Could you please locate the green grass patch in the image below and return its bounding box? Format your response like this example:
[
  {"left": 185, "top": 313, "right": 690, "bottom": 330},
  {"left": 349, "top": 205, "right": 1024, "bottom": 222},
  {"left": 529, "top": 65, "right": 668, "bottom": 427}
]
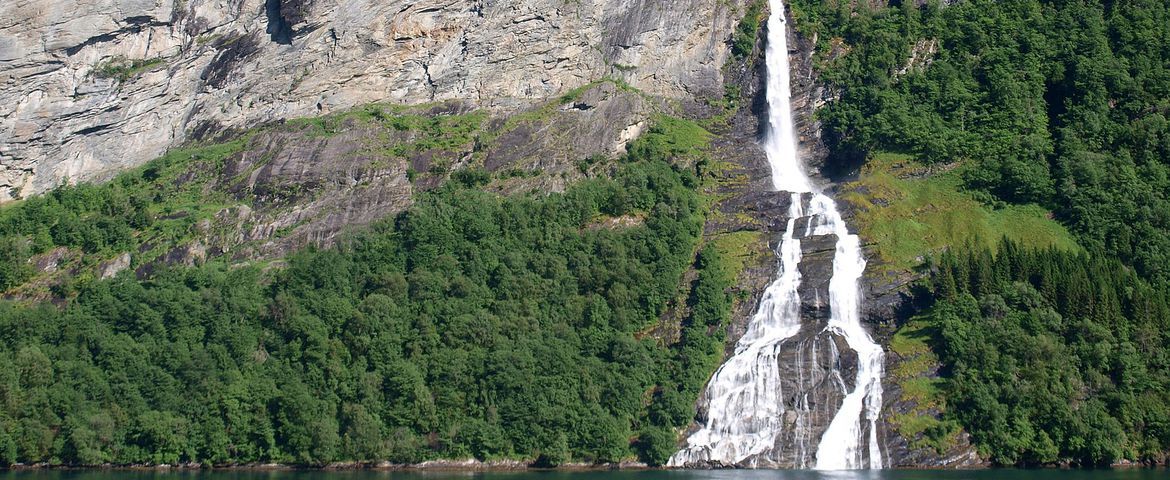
[
  {"left": 842, "top": 152, "right": 1079, "bottom": 274},
  {"left": 887, "top": 317, "right": 961, "bottom": 454},
  {"left": 283, "top": 103, "right": 487, "bottom": 147},
  {"left": 627, "top": 114, "right": 712, "bottom": 165},
  {"left": 889, "top": 319, "right": 941, "bottom": 392},
  {"left": 707, "top": 230, "right": 766, "bottom": 285},
  {"left": 93, "top": 56, "right": 167, "bottom": 83}
]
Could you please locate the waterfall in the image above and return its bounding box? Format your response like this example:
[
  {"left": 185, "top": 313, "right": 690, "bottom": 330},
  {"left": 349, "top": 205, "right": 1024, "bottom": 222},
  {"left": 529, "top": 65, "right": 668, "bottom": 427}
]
[
  {"left": 668, "top": 0, "right": 885, "bottom": 469},
  {"left": 808, "top": 196, "right": 886, "bottom": 470}
]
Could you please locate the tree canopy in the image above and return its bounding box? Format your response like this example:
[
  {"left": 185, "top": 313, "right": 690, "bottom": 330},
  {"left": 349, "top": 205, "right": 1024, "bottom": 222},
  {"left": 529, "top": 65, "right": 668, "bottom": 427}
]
[
  {"left": 794, "top": 0, "right": 1170, "bottom": 282},
  {"left": 0, "top": 157, "right": 732, "bottom": 467},
  {"left": 925, "top": 241, "right": 1170, "bottom": 465}
]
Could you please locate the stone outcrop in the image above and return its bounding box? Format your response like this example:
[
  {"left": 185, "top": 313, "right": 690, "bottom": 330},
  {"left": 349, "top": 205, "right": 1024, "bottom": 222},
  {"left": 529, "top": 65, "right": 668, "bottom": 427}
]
[{"left": 0, "top": 0, "right": 742, "bottom": 202}]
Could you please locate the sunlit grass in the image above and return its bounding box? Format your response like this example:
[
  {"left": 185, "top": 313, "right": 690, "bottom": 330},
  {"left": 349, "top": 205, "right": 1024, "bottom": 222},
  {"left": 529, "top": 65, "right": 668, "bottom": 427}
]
[
  {"left": 888, "top": 317, "right": 961, "bottom": 454},
  {"left": 842, "top": 152, "right": 1079, "bottom": 275}
]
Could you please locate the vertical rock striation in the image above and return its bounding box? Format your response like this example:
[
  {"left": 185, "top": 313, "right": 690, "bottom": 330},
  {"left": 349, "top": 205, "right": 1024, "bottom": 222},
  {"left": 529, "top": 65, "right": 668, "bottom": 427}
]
[{"left": 0, "top": 0, "right": 742, "bottom": 201}]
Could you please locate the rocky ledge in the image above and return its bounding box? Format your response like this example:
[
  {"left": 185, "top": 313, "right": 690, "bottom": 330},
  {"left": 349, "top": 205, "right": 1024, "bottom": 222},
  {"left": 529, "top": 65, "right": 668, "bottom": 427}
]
[{"left": 0, "top": 0, "right": 745, "bottom": 202}]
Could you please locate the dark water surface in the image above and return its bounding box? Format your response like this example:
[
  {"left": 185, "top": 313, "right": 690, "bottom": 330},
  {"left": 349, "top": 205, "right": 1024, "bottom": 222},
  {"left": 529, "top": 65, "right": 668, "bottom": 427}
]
[{"left": 2, "top": 470, "right": 1167, "bottom": 480}]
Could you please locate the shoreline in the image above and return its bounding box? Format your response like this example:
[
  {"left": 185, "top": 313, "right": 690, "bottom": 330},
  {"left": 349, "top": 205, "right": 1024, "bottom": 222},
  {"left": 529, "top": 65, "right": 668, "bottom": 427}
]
[
  {"left": 3, "top": 459, "right": 1168, "bottom": 472},
  {"left": 0, "top": 460, "right": 651, "bottom": 473}
]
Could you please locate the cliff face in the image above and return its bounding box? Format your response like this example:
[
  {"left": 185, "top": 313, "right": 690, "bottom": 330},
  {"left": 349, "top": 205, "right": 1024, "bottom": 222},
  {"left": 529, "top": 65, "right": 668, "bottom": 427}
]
[{"left": 0, "top": 0, "right": 737, "bottom": 202}]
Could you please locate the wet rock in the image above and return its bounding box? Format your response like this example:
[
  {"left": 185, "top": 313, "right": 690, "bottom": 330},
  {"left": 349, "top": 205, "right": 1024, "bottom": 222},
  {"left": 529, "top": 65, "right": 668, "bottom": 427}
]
[
  {"left": 766, "top": 324, "right": 858, "bottom": 468},
  {"left": 686, "top": 1, "right": 977, "bottom": 468},
  {"left": 797, "top": 233, "right": 836, "bottom": 320},
  {"left": 879, "top": 343, "right": 985, "bottom": 468}
]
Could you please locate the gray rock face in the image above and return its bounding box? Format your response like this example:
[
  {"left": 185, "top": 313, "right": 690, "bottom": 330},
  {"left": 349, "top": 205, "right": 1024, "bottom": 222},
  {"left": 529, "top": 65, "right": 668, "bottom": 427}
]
[
  {"left": 796, "top": 230, "right": 836, "bottom": 321},
  {"left": 768, "top": 324, "right": 857, "bottom": 468},
  {"left": 0, "top": 0, "right": 741, "bottom": 201},
  {"left": 174, "top": 82, "right": 649, "bottom": 266}
]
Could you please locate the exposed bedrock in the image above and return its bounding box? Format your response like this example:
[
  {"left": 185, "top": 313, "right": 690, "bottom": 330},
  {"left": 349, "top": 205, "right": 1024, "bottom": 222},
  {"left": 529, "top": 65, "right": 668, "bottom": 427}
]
[
  {"left": 0, "top": 0, "right": 743, "bottom": 201},
  {"left": 160, "top": 82, "right": 650, "bottom": 268}
]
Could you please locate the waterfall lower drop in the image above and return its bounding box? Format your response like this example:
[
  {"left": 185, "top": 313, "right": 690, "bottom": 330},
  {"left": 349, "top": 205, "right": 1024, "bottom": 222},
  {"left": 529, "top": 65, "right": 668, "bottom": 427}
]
[{"left": 668, "top": 0, "right": 885, "bottom": 470}]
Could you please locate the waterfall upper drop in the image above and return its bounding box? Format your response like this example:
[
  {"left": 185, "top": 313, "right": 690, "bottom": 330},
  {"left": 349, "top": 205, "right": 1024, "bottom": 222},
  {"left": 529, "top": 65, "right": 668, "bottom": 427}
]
[
  {"left": 668, "top": 0, "right": 885, "bottom": 469},
  {"left": 760, "top": 0, "right": 810, "bottom": 194}
]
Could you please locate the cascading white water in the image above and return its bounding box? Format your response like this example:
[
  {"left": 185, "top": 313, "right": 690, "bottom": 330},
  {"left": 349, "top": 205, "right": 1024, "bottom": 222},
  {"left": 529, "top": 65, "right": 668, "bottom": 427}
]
[
  {"left": 666, "top": 192, "right": 806, "bottom": 467},
  {"left": 808, "top": 196, "right": 886, "bottom": 470},
  {"left": 668, "top": 0, "right": 885, "bottom": 469},
  {"left": 761, "top": 0, "right": 811, "bottom": 194}
]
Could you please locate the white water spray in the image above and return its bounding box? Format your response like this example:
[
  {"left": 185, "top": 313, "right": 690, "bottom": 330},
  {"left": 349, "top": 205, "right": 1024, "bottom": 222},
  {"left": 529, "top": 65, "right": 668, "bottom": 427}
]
[
  {"left": 808, "top": 197, "right": 886, "bottom": 470},
  {"left": 669, "top": 0, "right": 885, "bottom": 469}
]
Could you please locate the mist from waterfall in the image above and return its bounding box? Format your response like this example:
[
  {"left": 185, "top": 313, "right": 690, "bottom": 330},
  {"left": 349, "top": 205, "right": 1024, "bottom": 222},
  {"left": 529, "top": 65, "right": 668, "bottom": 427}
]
[{"left": 668, "top": 0, "right": 885, "bottom": 469}]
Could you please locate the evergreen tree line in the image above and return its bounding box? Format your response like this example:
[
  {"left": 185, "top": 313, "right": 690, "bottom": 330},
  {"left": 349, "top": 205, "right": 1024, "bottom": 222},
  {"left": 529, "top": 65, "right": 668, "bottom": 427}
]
[
  {"left": 926, "top": 241, "right": 1170, "bottom": 466},
  {"left": 0, "top": 158, "right": 732, "bottom": 467},
  {"left": 792, "top": 0, "right": 1170, "bottom": 282}
]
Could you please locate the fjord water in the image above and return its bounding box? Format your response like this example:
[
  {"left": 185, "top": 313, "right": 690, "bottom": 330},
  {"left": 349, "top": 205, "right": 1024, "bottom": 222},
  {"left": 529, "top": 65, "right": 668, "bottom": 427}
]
[
  {"left": 2, "top": 470, "right": 1168, "bottom": 480},
  {"left": 669, "top": 0, "right": 884, "bottom": 469}
]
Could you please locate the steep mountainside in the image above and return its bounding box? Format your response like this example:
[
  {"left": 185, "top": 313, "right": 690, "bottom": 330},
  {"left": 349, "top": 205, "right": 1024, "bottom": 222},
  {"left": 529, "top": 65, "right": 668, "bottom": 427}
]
[
  {"left": 2, "top": 0, "right": 1167, "bottom": 471},
  {"left": 1, "top": 0, "right": 735, "bottom": 202},
  {"left": 794, "top": 0, "right": 1170, "bottom": 467}
]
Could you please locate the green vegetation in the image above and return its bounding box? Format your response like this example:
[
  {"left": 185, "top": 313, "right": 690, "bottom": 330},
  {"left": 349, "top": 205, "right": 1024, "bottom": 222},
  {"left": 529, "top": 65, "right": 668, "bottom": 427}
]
[
  {"left": 627, "top": 114, "right": 712, "bottom": 166},
  {"left": 922, "top": 242, "right": 1170, "bottom": 466},
  {"left": 842, "top": 152, "right": 1079, "bottom": 274},
  {"left": 0, "top": 138, "right": 250, "bottom": 293},
  {"left": 0, "top": 104, "right": 497, "bottom": 296},
  {"left": 475, "top": 78, "right": 643, "bottom": 152},
  {"left": 793, "top": 0, "right": 1170, "bottom": 283},
  {"left": 797, "top": 0, "right": 1170, "bottom": 466},
  {"left": 732, "top": 0, "right": 766, "bottom": 58},
  {"left": 886, "top": 319, "right": 960, "bottom": 455},
  {"left": 286, "top": 103, "right": 487, "bottom": 148},
  {"left": 706, "top": 230, "right": 766, "bottom": 288},
  {"left": 0, "top": 147, "right": 740, "bottom": 466},
  {"left": 92, "top": 57, "right": 167, "bottom": 83}
]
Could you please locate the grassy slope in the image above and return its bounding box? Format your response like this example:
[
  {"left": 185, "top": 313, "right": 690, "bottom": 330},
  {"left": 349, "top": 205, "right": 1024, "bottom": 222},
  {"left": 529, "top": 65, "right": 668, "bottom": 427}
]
[
  {"left": 842, "top": 152, "right": 1080, "bottom": 456},
  {"left": 841, "top": 152, "right": 1080, "bottom": 276}
]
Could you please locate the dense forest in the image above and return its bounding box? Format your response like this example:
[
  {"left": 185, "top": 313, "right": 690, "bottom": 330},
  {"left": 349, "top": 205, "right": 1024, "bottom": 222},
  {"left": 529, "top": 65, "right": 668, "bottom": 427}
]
[
  {"left": 2, "top": 0, "right": 1169, "bottom": 470},
  {"left": 0, "top": 157, "right": 731, "bottom": 466},
  {"left": 927, "top": 243, "right": 1170, "bottom": 466},
  {"left": 792, "top": 0, "right": 1170, "bottom": 282},
  {"left": 788, "top": 0, "right": 1170, "bottom": 466}
]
